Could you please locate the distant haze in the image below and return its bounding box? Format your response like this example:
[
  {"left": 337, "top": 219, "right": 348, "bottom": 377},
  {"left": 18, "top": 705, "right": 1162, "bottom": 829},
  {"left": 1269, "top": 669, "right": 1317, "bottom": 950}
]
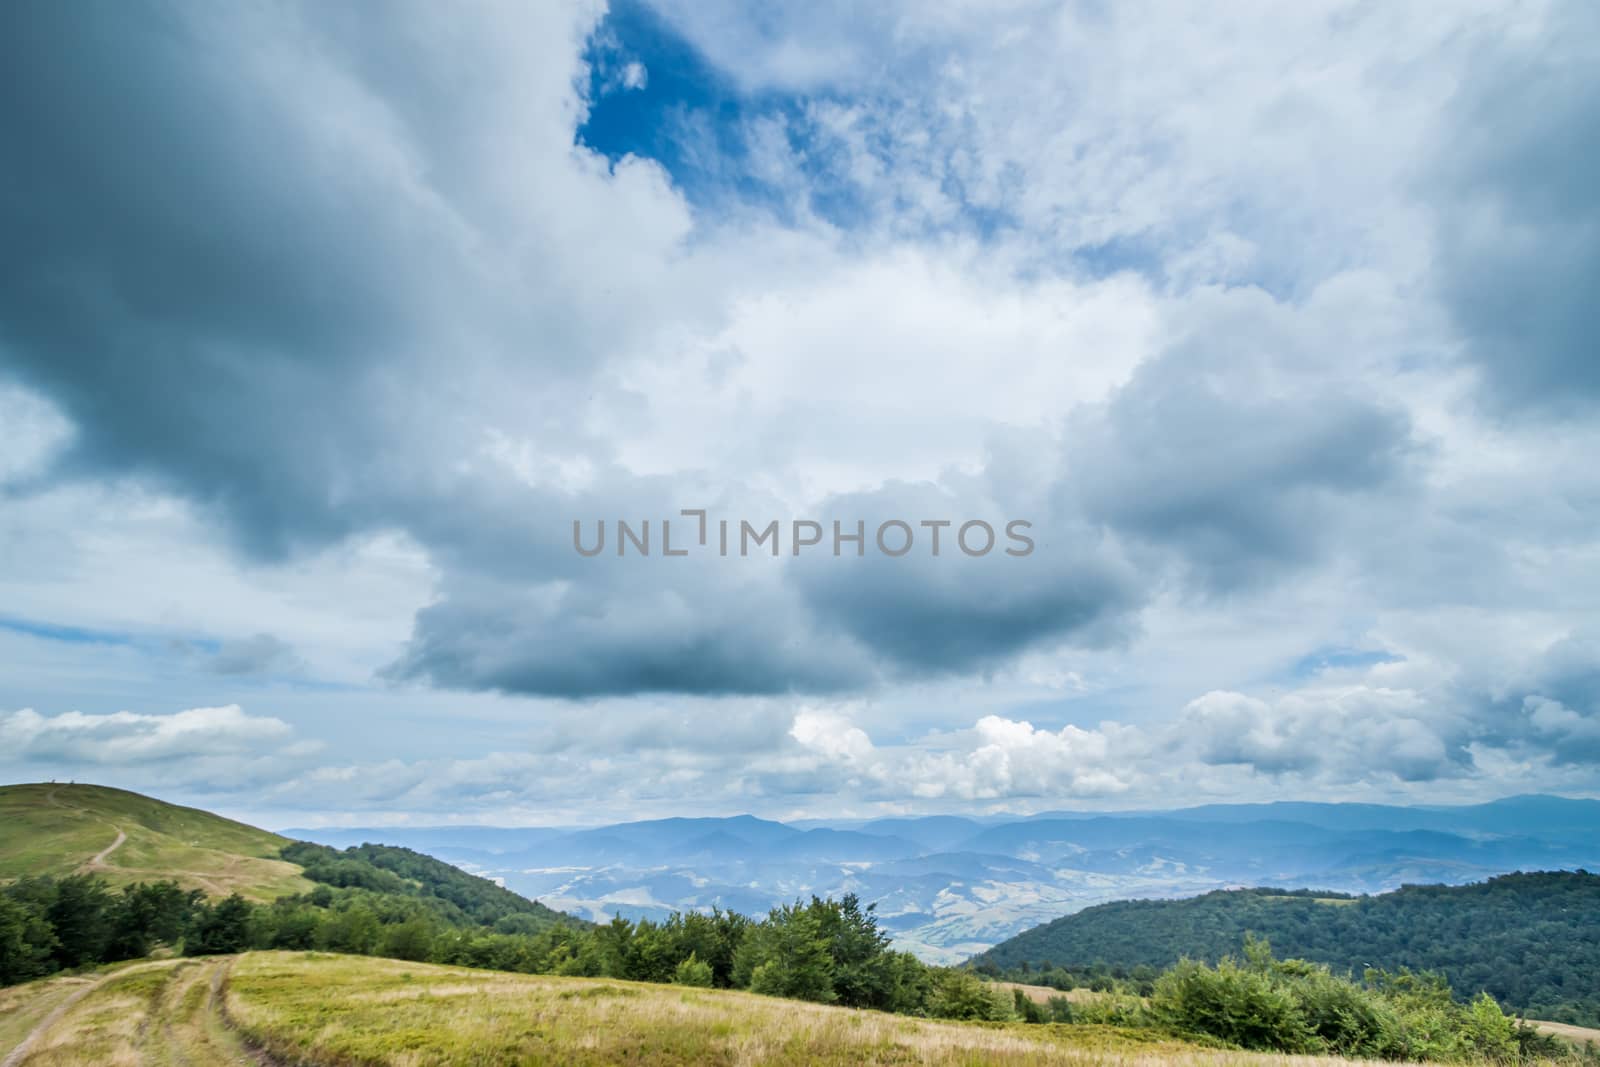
[{"left": 286, "top": 794, "right": 1600, "bottom": 963}]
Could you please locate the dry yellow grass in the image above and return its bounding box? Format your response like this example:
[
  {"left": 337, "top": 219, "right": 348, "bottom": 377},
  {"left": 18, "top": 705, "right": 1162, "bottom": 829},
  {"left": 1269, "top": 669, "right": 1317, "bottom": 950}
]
[
  {"left": 3, "top": 953, "right": 1586, "bottom": 1067},
  {"left": 1529, "top": 1022, "right": 1600, "bottom": 1046},
  {"left": 1000, "top": 982, "right": 1122, "bottom": 1006},
  {"left": 222, "top": 952, "right": 1435, "bottom": 1067},
  {"left": 0, "top": 958, "right": 261, "bottom": 1067},
  {"left": 0, "top": 975, "right": 97, "bottom": 1056}
]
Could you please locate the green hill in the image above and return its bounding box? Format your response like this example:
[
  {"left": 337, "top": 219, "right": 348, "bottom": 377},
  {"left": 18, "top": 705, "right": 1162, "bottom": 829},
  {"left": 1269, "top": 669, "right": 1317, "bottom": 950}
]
[
  {"left": 0, "top": 782, "right": 310, "bottom": 901},
  {"left": 0, "top": 781, "right": 582, "bottom": 987},
  {"left": 971, "top": 872, "right": 1600, "bottom": 1026}
]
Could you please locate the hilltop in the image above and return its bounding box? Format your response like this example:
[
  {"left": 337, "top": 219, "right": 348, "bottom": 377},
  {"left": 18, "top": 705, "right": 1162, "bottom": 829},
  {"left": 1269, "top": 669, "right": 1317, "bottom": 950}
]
[
  {"left": 0, "top": 782, "right": 309, "bottom": 901},
  {"left": 0, "top": 781, "right": 581, "bottom": 987}
]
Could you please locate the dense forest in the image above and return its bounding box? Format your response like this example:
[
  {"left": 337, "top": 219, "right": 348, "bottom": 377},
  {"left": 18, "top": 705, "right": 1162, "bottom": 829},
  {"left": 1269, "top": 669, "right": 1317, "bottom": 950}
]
[
  {"left": 277, "top": 840, "right": 581, "bottom": 932},
  {"left": 972, "top": 872, "right": 1600, "bottom": 1027}
]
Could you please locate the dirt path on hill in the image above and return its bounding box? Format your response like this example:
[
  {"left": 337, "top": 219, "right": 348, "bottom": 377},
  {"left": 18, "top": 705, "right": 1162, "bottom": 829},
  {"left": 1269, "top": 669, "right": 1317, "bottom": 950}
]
[
  {"left": 85, "top": 827, "right": 127, "bottom": 868},
  {"left": 47, "top": 786, "right": 259, "bottom": 896},
  {"left": 0, "top": 961, "right": 170, "bottom": 1067},
  {"left": 2, "top": 957, "right": 287, "bottom": 1067},
  {"left": 46, "top": 785, "right": 131, "bottom": 876}
]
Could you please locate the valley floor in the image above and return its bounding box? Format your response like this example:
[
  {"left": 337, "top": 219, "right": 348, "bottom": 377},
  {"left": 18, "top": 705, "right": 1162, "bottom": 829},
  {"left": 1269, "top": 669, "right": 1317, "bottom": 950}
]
[{"left": 0, "top": 951, "right": 1492, "bottom": 1067}]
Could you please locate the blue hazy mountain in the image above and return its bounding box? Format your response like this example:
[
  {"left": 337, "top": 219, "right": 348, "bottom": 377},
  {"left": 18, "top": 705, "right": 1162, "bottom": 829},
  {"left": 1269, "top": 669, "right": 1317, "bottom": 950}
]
[{"left": 284, "top": 794, "right": 1600, "bottom": 964}]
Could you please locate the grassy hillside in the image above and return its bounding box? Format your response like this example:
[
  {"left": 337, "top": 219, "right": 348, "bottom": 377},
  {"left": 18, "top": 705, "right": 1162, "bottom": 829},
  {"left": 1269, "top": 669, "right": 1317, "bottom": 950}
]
[
  {"left": 972, "top": 873, "right": 1600, "bottom": 1026},
  {"left": 1, "top": 781, "right": 585, "bottom": 990},
  {"left": 0, "top": 951, "right": 1459, "bottom": 1067},
  {"left": 0, "top": 782, "right": 310, "bottom": 901}
]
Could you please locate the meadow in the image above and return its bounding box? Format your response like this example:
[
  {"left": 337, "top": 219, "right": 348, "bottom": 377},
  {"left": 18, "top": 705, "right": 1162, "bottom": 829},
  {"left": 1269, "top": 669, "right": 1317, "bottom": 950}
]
[{"left": 0, "top": 950, "right": 1515, "bottom": 1067}]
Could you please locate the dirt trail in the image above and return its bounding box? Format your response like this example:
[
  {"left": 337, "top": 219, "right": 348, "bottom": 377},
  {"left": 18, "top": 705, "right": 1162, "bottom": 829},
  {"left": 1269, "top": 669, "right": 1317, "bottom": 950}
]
[
  {"left": 0, "top": 961, "right": 171, "bottom": 1067},
  {"left": 86, "top": 827, "right": 127, "bottom": 868},
  {"left": 2, "top": 957, "right": 285, "bottom": 1067},
  {"left": 179, "top": 957, "right": 283, "bottom": 1067},
  {"left": 45, "top": 785, "right": 131, "bottom": 875},
  {"left": 47, "top": 786, "right": 264, "bottom": 895}
]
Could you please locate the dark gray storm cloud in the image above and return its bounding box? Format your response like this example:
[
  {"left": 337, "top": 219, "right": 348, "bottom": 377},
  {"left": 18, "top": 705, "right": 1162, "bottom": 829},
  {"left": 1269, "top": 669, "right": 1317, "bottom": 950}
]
[
  {"left": 1068, "top": 299, "right": 1415, "bottom": 592},
  {"left": 1507, "top": 632, "right": 1600, "bottom": 765},
  {"left": 0, "top": 1, "right": 631, "bottom": 555},
  {"left": 0, "top": 2, "right": 445, "bottom": 555},
  {"left": 385, "top": 473, "right": 1144, "bottom": 697},
  {"left": 790, "top": 482, "right": 1143, "bottom": 676},
  {"left": 387, "top": 573, "right": 878, "bottom": 698},
  {"left": 1433, "top": 0, "right": 1600, "bottom": 416},
  {"left": 1530, "top": 633, "right": 1600, "bottom": 714}
]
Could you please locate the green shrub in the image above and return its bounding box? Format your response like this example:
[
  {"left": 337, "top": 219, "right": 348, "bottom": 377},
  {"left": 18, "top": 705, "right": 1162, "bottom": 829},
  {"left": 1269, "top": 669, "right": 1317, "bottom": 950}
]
[
  {"left": 1459, "top": 992, "right": 1518, "bottom": 1064},
  {"left": 1151, "top": 956, "right": 1315, "bottom": 1052},
  {"left": 1012, "top": 987, "right": 1049, "bottom": 1022},
  {"left": 379, "top": 917, "right": 436, "bottom": 963},
  {"left": 673, "top": 952, "right": 714, "bottom": 987},
  {"left": 1045, "top": 995, "right": 1076, "bottom": 1023},
  {"left": 927, "top": 969, "right": 1014, "bottom": 1021}
]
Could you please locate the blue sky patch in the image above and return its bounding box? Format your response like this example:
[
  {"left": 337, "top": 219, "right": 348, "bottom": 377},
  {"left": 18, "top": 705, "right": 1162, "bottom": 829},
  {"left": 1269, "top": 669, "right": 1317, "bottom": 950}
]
[
  {"left": 0, "top": 616, "right": 136, "bottom": 647},
  {"left": 579, "top": 1, "right": 800, "bottom": 212},
  {"left": 1290, "top": 646, "right": 1403, "bottom": 680}
]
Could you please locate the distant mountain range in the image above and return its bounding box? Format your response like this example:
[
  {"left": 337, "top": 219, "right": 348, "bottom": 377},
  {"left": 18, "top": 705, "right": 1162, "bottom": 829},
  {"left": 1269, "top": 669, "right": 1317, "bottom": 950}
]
[{"left": 285, "top": 793, "right": 1600, "bottom": 964}]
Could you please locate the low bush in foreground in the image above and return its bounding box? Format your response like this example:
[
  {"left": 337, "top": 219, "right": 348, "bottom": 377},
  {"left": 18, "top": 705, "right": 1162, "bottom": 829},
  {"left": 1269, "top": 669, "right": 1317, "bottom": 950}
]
[{"left": 1145, "top": 937, "right": 1580, "bottom": 1063}]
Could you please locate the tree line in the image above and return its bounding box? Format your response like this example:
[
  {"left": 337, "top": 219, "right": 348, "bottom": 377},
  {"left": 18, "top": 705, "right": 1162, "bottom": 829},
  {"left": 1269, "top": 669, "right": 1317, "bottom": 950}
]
[{"left": 0, "top": 872, "right": 1015, "bottom": 1021}]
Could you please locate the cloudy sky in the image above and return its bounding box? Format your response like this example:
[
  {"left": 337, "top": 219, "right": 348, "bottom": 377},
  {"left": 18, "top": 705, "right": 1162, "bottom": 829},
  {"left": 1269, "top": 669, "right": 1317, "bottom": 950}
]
[{"left": 2, "top": 0, "right": 1597, "bottom": 828}]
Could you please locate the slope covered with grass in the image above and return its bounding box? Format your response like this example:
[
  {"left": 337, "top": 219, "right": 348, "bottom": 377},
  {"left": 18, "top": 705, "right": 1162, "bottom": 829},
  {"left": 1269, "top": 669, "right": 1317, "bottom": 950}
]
[
  {"left": 0, "top": 782, "right": 310, "bottom": 901},
  {"left": 0, "top": 951, "right": 1433, "bottom": 1067},
  {"left": 0, "top": 782, "right": 586, "bottom": 989}
]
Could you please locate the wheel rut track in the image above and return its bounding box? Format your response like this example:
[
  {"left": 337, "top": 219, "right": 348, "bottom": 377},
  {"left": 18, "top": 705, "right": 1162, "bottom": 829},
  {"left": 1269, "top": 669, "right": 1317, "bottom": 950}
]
[
  {"left": 0, "top": 961, "right": 171, "bottom": 1067},
  {"left": 2, "top": 957, "right": 292, "bottom": 1067},
  {"left": 209, "top": 957, "right": 289, "bottom": 1067}
]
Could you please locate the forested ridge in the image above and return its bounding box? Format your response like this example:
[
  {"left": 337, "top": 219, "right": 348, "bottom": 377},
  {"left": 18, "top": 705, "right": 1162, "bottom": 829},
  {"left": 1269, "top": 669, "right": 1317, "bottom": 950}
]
[
  {"left": 278, "top": 840, "right": 581, "bottom": 931},
  {"left": 972, "top": 872, "right": 1600, "bottom": 1026}
]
